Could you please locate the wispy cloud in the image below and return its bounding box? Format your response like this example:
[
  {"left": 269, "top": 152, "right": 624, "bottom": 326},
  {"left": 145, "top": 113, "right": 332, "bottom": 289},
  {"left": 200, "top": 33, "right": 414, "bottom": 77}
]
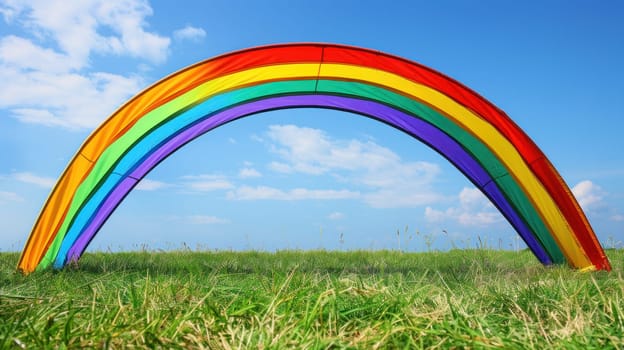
[
  {"left": 134, "top": 179, "right": 169, "bottom": 191},
  {"left": 13, "top": 172, "right": 55, "bottom": 189},
  {"left": 181, "top": 174, "right": 235, "bottom": 192},
  {"left": 238, "top": 167, "right": 262, "bottom": 179},
  {"left": 268, "top": 161, "right": 292, "bottom": 173},
  {"left": 328, "top": 212, "right": 344, "bottom": 220},
  {"left": 611, "top": 214, "right": 624, "bottom": 222},
  {"left": 0, "top": 191, "right": 23, "bottom": 203},
  {"left": 187, "top": 215, "right": 229, "bottom": 225},
  {"left": 425, "top": 187, "right": 503, "bottom": 227},
  {"left": 179, "top": 168, "right": 359, "bottom": 202},
  {"left": 0, "top": 0, "right": 172, "bottom": 130},
  {"left": 227, "top": 186, "right": 360, "bottom": 201},
  {"left": 173, "top": 25, "right": 206, "bottom": 41},
  {"left": 265, "top": 124, "right": 443, "bottom": 208}
]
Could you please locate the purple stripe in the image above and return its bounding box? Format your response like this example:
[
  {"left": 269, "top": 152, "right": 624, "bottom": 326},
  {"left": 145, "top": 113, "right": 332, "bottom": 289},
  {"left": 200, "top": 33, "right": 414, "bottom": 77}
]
[{"left": 66, "top": 95, "right": 550, "bottom": 263}]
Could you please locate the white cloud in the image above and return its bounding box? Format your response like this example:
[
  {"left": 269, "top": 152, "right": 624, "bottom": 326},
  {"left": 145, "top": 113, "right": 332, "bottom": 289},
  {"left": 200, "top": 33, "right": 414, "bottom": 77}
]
[
  {"left": 572, "top": 180, "right": 605, "bottom": 210},
  {"left": 611, "top": 214, "right": 624, "bottom": 222},
  {"left": 265, "top": 124, "right": 443, "bottom": 208},
  {"left": 328, "top": 212, "right": 344, "bottom": 220},
  {"left": 13, "top": 172, "right": 55, "bottom": 189},
  {"left": 364, "top": 189, "right": 444, "bottom": 208},
  {"left": 267, "top": 125, "right": 332, "bottom": 174},
  {"left": 134, "top": 178, "right": 168, "bottom": 191},
  {"left": 1, "top": 68, "right": 143, "bottom": 129},
  {"left": 180, "top": 170, "right": 359, "bottom": 202},
  {"left": 268, "top": 161, "right": 292, "bottom": 173},
  {"left": 173, "top": 25, "right": 206, "bottom": 41},
  {"left": 188, "top": 215, "right": 229, "bottom": 225},
  {"left": 425, "top": 187, "right": 502, "bottom": 227},
  {"left": 0, "top": 191, "right": 24, "bottom": 203},
  {"left": 188, "top": 180, "right": 234, "bottom": 192},
  {"left": 0, "top": 0, "right": 172, "bottom": 130},
  {"left": 2, "top": 0, "right": 170, "bottom": 64},
  {"left": 182, "top": 174, "right": 234, "bottom": 192},
  {"left": 571, "top": 180, "right": 624, "bottom": 222},
  {"left": 238, "top": 167, "right": 262, "bottom": 178},
  {"left": 227, "top": 186, "right": 360, "bottom": 201},
  {"left": 0, "top": 35, "right": 75, "bottom": 72}
]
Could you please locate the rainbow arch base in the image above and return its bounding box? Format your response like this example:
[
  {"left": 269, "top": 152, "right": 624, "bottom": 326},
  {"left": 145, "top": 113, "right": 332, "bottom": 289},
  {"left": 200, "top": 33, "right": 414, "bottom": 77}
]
[{"left": 17, "top": 43, "right": 611, "bottom": 273}]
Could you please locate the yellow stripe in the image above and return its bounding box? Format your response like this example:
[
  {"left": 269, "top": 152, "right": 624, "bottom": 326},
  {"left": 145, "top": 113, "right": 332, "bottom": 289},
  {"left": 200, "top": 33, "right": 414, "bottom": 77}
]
[
  {"left": 318, "top": 63, "right": 590, "bottom": 268},
  {"left": 21, "top": 61, "right": 591, "bottom": 271},
  {"left": 82, "top": 63, "right": 322, "bottom": 160},
  {"left": 20, "top": 63, "right": 321, "bottom": 272}
]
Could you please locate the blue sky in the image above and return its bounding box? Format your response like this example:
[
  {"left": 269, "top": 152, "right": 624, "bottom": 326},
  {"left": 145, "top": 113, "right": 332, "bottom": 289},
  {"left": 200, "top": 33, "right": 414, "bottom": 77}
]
[{"left": 1, "top": 0, "right": 623, "bottom": 253}]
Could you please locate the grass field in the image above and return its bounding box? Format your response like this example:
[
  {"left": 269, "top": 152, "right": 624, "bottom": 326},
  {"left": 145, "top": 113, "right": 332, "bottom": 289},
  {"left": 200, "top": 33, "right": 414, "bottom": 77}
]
[{"left": 1, "top": 249, "right": 623, "bottom": 349}]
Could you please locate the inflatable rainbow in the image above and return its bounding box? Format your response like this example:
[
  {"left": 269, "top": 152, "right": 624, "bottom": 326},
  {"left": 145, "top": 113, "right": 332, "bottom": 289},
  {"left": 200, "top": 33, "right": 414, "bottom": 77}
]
[{"left": 17, "top": 43, "right": 611, "bottom": 273}]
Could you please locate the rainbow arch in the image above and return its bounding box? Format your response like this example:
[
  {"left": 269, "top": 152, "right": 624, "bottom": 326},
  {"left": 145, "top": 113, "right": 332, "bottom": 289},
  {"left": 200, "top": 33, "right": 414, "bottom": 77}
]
[{"left": 17, "top": 43, "right": 610, "bottom": 273}]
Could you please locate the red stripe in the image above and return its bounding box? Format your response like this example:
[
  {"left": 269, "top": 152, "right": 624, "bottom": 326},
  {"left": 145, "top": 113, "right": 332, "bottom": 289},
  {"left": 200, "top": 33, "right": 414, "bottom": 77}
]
[
  {"left": 81, "top": 44, "right": 325, "bottom": 158},
  {"left": 320, "top": 45, "right": 609, "bottom": 270},
  {"left": 89, "top": 43, "right": 610, "bottom": 270}
]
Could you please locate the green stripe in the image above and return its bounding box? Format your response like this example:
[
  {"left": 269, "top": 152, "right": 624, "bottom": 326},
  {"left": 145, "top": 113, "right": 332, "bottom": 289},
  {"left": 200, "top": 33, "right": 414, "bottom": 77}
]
[
  {"left": 39, "top": 79, "right": 563, "bottom": 269},
  {"left": 316, "top": 80, "right": 563, "bottom": 262},
  {"left": 39, "top": 80, "right": 319, "bottom": 269}
]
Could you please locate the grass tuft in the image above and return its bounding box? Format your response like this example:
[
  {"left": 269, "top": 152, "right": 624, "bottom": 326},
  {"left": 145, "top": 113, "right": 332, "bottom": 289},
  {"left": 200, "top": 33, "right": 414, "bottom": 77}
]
[{"left": 1, "top": 249, "right": 623, "bottom": 348}]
